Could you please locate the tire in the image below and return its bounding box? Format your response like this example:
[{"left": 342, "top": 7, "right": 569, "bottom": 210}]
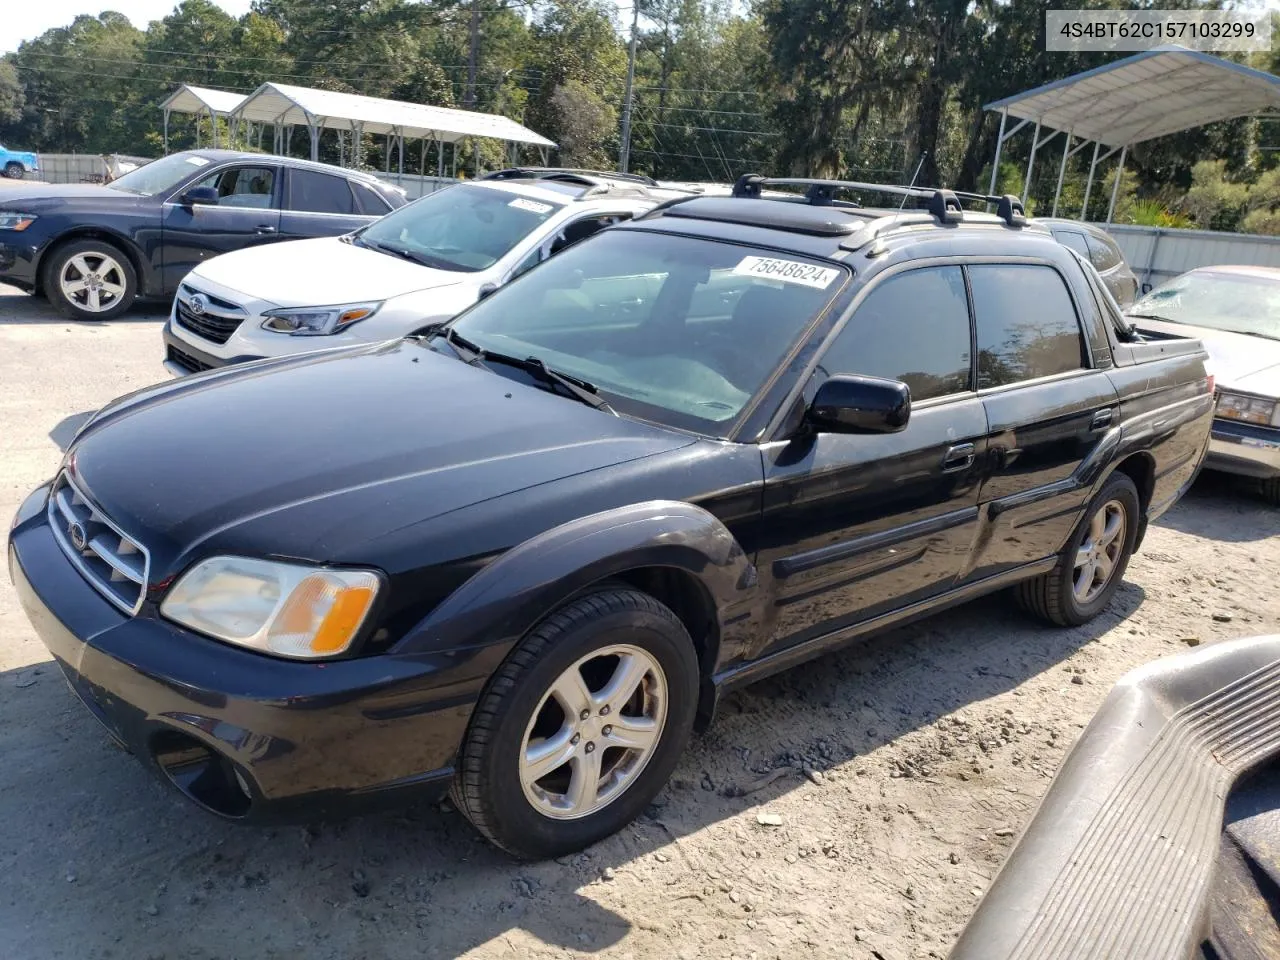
[
  {"left": 1262, "top": 478, "right": 1280, "bottom": 507},
  {"left": 452, "top": 586, "right": 699, "bottom": 860},
  {"left": 4, "top": 162, "right": 23, "bottom": 180},
  {"left": 1015, "top": 471, "right": 1141, "bottom": 627},
  {"left": 42, "top": 238, "right": 137, "bottom": 321}
]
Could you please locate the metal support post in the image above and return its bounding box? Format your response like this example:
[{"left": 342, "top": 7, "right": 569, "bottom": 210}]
[
  {"left": 1052, "top": 131, "right": 1072, "bottom": 217},
  {"left": 1106, "top": 145, "right": 1128, "bottom": 224},
  {"left": 1021, "top": 121, "right": 1041, "bottom": 203},
  {"left": 1082, "top": 142, "right": 1102, "bottom": 221}
]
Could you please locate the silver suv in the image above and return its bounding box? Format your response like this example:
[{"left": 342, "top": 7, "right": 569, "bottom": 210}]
[{"left": 163, "top": 169, "right": 687, "bottom": 375}]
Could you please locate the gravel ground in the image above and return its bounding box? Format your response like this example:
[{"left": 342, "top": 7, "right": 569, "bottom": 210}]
[{"left": 3, "top": 284, "right": 1278, "bottom": 960}]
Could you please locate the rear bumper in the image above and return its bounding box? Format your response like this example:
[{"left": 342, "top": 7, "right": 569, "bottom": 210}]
[
  {"left": 1205, "top": 418, "right": 1280, "bottom": 480},
  {"left": 8, "top": 484, "right": 479, "bottom": 822}
]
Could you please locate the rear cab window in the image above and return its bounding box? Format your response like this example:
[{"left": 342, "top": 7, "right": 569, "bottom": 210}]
[
  {"left": 289, "top": 169, "right": 356, "bottom": 215},
  {"left": 969, "top": 264, "right": 1088, "bottom": 387}
]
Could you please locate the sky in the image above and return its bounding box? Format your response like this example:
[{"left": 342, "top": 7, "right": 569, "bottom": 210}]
[{"left": 1, "top": 0, "right": 255, "bottom": 53}]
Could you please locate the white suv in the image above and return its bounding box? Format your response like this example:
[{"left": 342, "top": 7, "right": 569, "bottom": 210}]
[{"left": 162, "top": 170, "right": 682, "bottom": 375}]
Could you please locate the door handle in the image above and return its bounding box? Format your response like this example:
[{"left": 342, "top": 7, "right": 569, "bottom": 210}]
[
  {"left": 942, "top": 443, "right": 976, "bottom": 473},
  {"left": 255, "top": 225, "right": 277, "bottom": 234},
  {"left": 1091, "top": 408, "right": 1114, "bottom": 430}
]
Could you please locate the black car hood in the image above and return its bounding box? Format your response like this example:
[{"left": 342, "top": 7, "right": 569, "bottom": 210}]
[
  {"left": 68, "top": 341, "right": 695, "bottom": 578},
  {"left": 1, "top": 184, "right": 144, "bottom": 205}
]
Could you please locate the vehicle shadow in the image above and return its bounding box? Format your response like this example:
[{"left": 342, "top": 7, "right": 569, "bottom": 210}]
[
  {"left": 1155, "top": 472, "right": 1279, "bottom": 543},
  {"left": 0, "top": 584, "right": 1140, "bottom": 960},
  {"left": 0, "top": 290, "right": 169, "bottom": 326}
]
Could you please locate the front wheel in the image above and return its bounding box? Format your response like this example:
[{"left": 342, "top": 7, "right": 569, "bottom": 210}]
[
  {"left": 1015, "top": 471, "right": 1141, "bottom": 627},
  {"left": 43, "top": 239, "right": 137, "bottom": 320},
  {"left": 1262, "top": 477, "right": 1280, "bottom": 507},
  {"left": 452, "top": 586, "right": 699, "bottom": 860}
]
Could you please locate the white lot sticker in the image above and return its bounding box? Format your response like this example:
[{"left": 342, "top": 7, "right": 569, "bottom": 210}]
[
  {"left": 508, "top": 197, "right": 553, "bottom": 214},
  {"left": 184, "top": 156, "right": 211, "bottom": 166},
  {"left": 733, "top": 255, "right": 840, "bottom": 289}
]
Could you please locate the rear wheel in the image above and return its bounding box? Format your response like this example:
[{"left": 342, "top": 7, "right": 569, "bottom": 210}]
[
  {"left": 1016, "top": 472, "right": 1140, "bottom": 627},
  {"left": 4, "top": 162, "right": 23, "bottom": 180},
  {"left": 42, "top": 239, "right": 137, "bottom": 321},
  {"left": 451, "top": 586, "right": 698, "bottom": 860}
]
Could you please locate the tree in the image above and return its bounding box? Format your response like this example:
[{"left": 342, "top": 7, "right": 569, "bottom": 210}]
[
  {"left": 0, "top": 60, "right": 24, "bottom": 128},
  {"left": 547, "top": 79, "right": 616, "bottom": 166}
]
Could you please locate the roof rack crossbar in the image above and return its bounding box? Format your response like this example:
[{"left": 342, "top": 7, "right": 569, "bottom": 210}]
[
  {"left": 731, "top": 174, "right": 1027, "bottom": 228},
  {"left": 948, "top": 189, "right": 1028, "bottom": 227}
]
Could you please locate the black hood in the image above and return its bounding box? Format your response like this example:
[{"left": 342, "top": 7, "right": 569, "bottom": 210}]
[
  {"left": 1, "top": 184, "right": 145, "bottom": 206},
  {"left": 67, "top": 342, "right": 695, "bottom": 579}
]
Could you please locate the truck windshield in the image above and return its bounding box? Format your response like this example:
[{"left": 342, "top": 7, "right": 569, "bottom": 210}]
[
  {"left": 445, "top": 230, "right": 846, "bottom": 436},
  {"left": 359, "top": 183, "right": 563, "bottom": 273},
  {"left": 108, "top": 153, "right": 213, "bottom": 197},
  {"left": 1129, "top": 271, "right": 1280, "bottom": 341}
]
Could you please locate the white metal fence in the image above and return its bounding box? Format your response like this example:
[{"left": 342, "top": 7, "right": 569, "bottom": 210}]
[
  {"left": 1102, "top": 223, "right": 1280, "bottom": 290},
  {"left": 35, "top": 153, "right": 152, "bottom": 184},
  {"left": 371, "top": 172, "right": 456, "bottom": 199}
]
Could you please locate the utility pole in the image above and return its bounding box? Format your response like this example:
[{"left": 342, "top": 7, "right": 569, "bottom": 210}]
[
  {"left": 618, "top": 2, "right": 641, "bottom": 173},
  {"left": 465, "top": 0, "right": 479, "bottom": 109}
]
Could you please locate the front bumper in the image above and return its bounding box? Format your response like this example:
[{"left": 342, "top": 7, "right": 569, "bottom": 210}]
[
  {"left": 0, "top": 234, "right": 42, "bottom": 291},
  {"left": 8, "top": 484, "right": 480, "bottom": 821},
  {"left": 1205, "top": 418, "right": 1280, "bottom": 480}
]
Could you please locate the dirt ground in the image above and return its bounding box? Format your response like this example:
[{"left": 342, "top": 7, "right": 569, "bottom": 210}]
[{"left": 2, "top": 283, "right": 1278, "bottom": 960}]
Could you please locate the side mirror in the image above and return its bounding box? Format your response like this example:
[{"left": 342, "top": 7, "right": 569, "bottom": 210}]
[
  {"left": 1140, "top": 282, "right": 1152, "bottom": 295},
  {"left": 477, "top": 283, "right": 498, "bottom": 301},
  {"left": 807, "top": 374, "right": 911, "bottom": 434},
  {"left": 181, "top": 186, "right": 219, "bottom": 207}
]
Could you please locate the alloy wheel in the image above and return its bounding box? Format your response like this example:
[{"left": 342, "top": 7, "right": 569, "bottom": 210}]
[
  {"left": 59, "top": 251, "right": 128, "bottom": 314},
  {"left": 519, "top": 643, "right": 668, "bottom": 820},
  {"left": 1073, "top": 499, "right": 1127, "bottom": 605}
]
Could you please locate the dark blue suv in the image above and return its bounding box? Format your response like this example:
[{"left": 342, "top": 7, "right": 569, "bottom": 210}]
[{"left": 0, "top": 150, "right": 406, "bottom": 320}]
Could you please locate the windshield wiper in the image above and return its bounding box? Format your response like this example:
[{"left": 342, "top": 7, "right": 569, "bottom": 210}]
[
  {"left": 1127, "top": 312, "right": 1179, "bottom": 324},
  {"left": 358, "top": 238, "right": 464, "bottom": 271},
  {"left": 520, "top": 355, "right": 616, "bottom": 414}
]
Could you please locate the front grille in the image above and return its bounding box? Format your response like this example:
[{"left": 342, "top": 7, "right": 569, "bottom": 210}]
[
  {"left": 174, "top": 284, "right": 247, "bottom": 345},
  {"left": 166, "top": 343, "right": 213, "bottom": 373},
  {"left": 47, "top": 472, "right": 150, "bottom": 615}
]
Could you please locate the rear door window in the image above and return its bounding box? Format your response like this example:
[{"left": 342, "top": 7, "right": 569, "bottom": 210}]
[
  {"left": 289, "top": 170, "right": 356, "bottom": 215},
  {"left": 969, "top": 264, "right": 1087, "bottom": 388},
  {"left": 1086, "top": 234, "right": 1122, "bottom": 271},
  {"left": 819, "top": 266, "right": 973, "bottom": 401}
]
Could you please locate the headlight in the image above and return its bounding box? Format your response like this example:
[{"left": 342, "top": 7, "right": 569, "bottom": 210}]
[
  {"left": 261, "top": 301, "right": 382, "bottom": 336},
  {"left": 0, "top": 212, "right": 38, "bottom": 231},
  {"left": 1216, "top": 391, "right": 1280, "bottom": 427},
  {"left": 160, "top": 556, "right": 381, "bottom": 659}
]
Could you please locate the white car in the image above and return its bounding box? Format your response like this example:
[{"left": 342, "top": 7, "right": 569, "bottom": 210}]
[{"left": 162, "top": 170, "right": 679, "bottom": 375}]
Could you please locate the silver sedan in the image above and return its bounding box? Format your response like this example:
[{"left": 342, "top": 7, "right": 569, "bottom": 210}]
[{"left": 1127, "top": 265, "right": 1280, "bottom": 504}]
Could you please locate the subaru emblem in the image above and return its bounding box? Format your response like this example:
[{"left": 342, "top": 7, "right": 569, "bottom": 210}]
[
  {"left": 188, "top": 294, "right": 207, "bottom": 316},
  {"left": 68, "top": 521, "right": 88, "bottom": 552}
]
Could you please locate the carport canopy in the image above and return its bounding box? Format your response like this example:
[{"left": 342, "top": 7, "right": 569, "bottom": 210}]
[
  {"left": 229, "top": 81, "right": 556, "bottom": 174},
  {"left": 983, "top": 45, "right": 1280, "bottom": 221},
  {"left": 160, "top": 85, "right": 249, "bottom": 151}
]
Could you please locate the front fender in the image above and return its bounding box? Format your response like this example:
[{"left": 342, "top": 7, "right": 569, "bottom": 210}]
[{"left": 394, "top": 500, "right": 758, "bottom": 668}]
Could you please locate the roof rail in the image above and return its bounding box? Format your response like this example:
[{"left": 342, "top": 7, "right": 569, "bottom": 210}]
[
  {"left": 730, "top": 175, "right": 1027, "bottom": 228},
  {"left": 481, "top": 167, "right": 659, "bottom": 186}
]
